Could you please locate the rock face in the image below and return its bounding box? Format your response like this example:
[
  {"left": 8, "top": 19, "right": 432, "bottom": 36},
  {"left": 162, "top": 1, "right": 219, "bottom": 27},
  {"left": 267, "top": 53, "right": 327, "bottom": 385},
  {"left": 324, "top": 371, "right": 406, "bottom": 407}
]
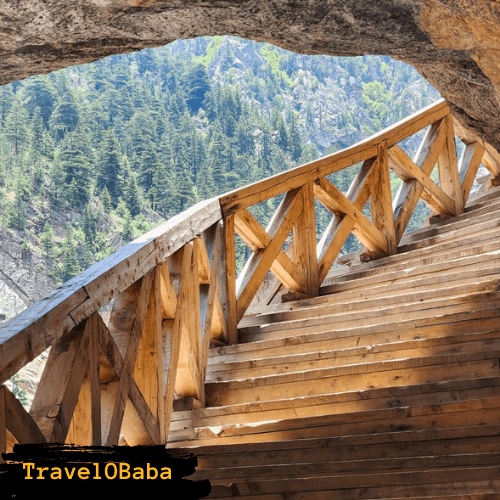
[{"left": 1, "top": 1, "right": 500, "bottom": 151}]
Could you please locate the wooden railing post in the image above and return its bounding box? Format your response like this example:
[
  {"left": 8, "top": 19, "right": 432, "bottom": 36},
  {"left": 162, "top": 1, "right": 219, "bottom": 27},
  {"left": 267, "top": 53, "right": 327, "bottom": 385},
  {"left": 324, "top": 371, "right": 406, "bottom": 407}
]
[
  {"left": 224, "top": 214, "right": 238, "bottom": 344},
  {"left": 293, "top": 182, "right": 319, "bottom": 297}
]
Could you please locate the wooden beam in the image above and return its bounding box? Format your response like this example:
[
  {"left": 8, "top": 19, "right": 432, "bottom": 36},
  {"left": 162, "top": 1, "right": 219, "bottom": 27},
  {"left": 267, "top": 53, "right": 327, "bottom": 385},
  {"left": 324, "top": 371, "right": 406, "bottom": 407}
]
[
  {"left": 3, "top": 385, "right": 45, "bottom": 445},
  {"left": 370, "top": 145, "right": 397, "bottom": 254},
  {"left": 133, "top": 267, "right": 164, "bottom": 442},
  {"left": 314, "top": 177, "right": 389, "bottom": 255},
  {"left": 236, "top": 189, "right": 303, "bottom": 322},
  {"left": 163, "top": 244, "right": 193, "bottom": 442},
  {"left": 292, "top": 182, "right": 320, "bottom": 296},
  {"left": 234, "top": 209, "right": 306, "bottom": 292},
  {"left": 388, "top": 144, "right": 456, "bottom": 216},
  {"left": 224, "top": 214, "right": 238, "bottom": 344},
  {"left": 30, "top": 318, "right": 91, "bottom": 443},
  {"left": 438, "top": 115, "right": 464, "bottom": 214},
  {"left": 460, "top": 142, "right": 485, "bottom": 204},
  {"left": 200, "top": 223, "right": 224, "bottom": 375}
]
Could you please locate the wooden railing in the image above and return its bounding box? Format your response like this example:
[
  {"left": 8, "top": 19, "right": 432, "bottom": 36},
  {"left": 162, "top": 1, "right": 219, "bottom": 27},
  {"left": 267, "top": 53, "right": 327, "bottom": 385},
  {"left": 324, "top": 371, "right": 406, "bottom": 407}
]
[{"left": 1, "top": 98, "right": 499, "bottom": 453}]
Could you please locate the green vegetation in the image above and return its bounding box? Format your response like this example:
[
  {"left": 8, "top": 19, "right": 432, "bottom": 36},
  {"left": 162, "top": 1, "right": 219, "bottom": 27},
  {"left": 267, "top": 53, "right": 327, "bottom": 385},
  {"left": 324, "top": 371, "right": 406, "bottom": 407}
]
[{"left": 0, "top": 37, "right": 440, "bottom": 282}]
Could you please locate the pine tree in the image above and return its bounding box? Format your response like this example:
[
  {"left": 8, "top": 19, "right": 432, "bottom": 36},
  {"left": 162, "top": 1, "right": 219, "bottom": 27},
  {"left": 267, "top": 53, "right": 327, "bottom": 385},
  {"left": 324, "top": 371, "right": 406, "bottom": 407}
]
[
  {"left": 96, "top": 129, "right": 123, "bottom": 204},
  {"left": 57, "top": 134, "right": 92, "bottom": 208},
  {"left": 49, "top": 88, "right": 80, "bottom": 141},
  {"left": 40, "top": 221, "right": 55, "bottom": 261},
  {"left": 60, "top": 224, "right": 81, "bottom": 283},
  {"left": 123, "top": 172, "right": 142, "bottom": 217},
  {"left": 83, "top": 203, "right": 97, "bottom": 252},
  {"left": 100, "top": 186, "right": 113, "bottom": 213}
]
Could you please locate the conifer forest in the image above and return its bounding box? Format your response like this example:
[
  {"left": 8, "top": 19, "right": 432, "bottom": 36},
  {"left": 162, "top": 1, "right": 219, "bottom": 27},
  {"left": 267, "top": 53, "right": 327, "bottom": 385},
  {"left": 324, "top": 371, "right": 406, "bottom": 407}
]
[{"left": 0, "top": 36, "right": 440, "bottom": 285}]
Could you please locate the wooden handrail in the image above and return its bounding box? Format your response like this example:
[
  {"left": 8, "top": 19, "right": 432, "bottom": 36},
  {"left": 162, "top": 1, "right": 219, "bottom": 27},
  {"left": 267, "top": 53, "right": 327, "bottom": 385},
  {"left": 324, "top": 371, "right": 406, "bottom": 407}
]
[{"left": 1, "top": 99, "right": 499, "bottom": 452}]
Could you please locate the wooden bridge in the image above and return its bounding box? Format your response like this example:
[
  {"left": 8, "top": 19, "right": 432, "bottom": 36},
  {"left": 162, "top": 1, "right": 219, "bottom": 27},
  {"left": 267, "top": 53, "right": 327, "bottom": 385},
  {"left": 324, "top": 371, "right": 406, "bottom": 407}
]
[{"left": 2, "top": 99, "right": 500, "bottom": 497}]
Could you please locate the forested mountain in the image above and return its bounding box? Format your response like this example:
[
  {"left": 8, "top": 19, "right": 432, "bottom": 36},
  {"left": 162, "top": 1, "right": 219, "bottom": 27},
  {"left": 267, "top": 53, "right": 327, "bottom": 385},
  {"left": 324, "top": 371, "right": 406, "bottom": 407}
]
[{"left": 0, "top": 36, "right": 440, "bottom": 307}]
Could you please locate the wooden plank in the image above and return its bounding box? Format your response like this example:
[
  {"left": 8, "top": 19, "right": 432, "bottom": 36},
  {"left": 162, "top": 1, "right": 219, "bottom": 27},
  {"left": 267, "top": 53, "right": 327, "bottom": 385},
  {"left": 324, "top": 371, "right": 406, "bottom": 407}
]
[
  {"left": 239, "top": 292, "right": 500, "bottom": 342},
  {"left": 393, "top": 118, "right": 448, "bottom": 241},
  {"left": 388, "top": 144, "right": 456, "bottom": 216},
  {"left": 220, "top": 100, "right": 449, "bottom": 215},
  {"left": 29, "top": 318, "right": 91, "bottom": 443},
  {"left": 234, "top": 208, "right": 306, "bottom": 292},
  {"left": 172, "top": 400, "right": 500, "bottom": 448},
  {"left": 314, "top": 177, "right": 389, "bottom": 254},
  {"left": 438, "top": 115, "right": 464, "bottom": 214},
  {"left": 236, "top": 189, "right": 303, "bottom": 322},
  {"left": 174, "top": 376, "right": 500, "bottom": 430},
  {"left": 207, "top": 336, "right": 500, "bottom": 383},
  {"left": 292, "top": 182, "right": 319, "bottom": 296},
  {"left": 459, "top": 142, "right": 485, "bottom": 203},
  {"left": 189, "top": 418, "right": 500, "bottom": 456},
  {"left": 370, "top": 145, "right": 396, "bottom": 254},
  {"left": 224, "top": 214, "right": 238, "bottom": 344},
  {"left": 206, "top": 353, "right": 499, "bottom": 405},
  {"left": 217, "top": 310, "right": 500, "bottom": 366},
  {"left": 105, "top": 272, "right": 153, "bottom": 445},
  {"left": 207, "top": 473, "right": 500, "bottom": 498}
]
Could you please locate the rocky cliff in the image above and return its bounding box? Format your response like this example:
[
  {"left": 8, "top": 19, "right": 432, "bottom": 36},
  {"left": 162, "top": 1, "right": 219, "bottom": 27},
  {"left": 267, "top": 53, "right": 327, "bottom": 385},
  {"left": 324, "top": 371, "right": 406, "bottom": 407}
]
[{"left": 1, "top": 1, "right": 500, "bottom": 152}]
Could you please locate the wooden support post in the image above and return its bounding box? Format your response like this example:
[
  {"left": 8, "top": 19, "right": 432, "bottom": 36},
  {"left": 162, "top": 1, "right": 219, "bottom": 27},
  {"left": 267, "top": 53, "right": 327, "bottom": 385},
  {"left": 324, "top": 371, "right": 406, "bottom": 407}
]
[
  {"left": 370, "top": 144, "right": 397, "bottom": 255},
  {"left": 459, "top": 142, "right": 485, "bottom": 204},
  {"left": 224, "top": 214, "right": 238, "bottom": 344},
  {"left": 200, "top": 223, "right": 224, "bottom": 374},
  {"left": 438, "top": 115, "right": 464, "bottom": 214},
  {"left": 132, "top": 267, "right": 164, "bottom": 442},
  {"left": 293, "top": 182, "right": 319, "bottom": 296},
  {"left": 163, "top": 245, "right": 192, "bottom": 442}
]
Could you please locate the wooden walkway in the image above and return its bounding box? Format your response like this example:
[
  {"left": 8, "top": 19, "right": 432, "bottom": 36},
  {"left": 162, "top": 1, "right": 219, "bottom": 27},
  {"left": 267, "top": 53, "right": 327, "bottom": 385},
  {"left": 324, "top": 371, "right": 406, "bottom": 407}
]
[{"left": 1, "top": 99, "right": 500, "bottom": 496}]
